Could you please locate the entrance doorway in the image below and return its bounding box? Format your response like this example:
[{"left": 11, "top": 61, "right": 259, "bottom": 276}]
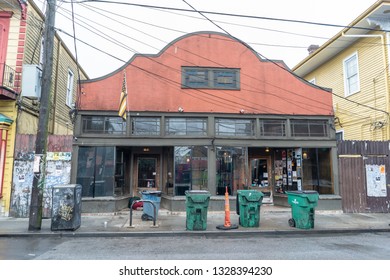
[
  {"left": 250, "top": 157, "right": 273, "bottom": 203},
  {"left": 136, "top": 156, "right": 158, "bottom": 194}
]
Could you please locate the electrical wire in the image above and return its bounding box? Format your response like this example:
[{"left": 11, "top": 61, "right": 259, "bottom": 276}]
[
  {"left": 70, "top": 0, "right": 84, "bottom": 119},
  {"left": 55, "top": 29, "right": 330, "bottom": 114},
  {"left": 180, "top": 0, "right": 389, "bottom": 117},
  {"left": 55, "top": 2, "right": 334, "bottom": 114},
  {"left": 62, "top": 0, "right": 390, "bottom": 32},
  {"left": 10, "top": 0, "right": 389, "bottom": 118}
]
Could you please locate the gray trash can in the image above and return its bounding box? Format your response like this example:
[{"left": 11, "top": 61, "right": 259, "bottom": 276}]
[{"left": 51, "top": 184, "right": 82, "bottom": 231}]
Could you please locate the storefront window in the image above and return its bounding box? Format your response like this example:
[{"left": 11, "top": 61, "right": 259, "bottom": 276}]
[
  {"left": 302, "top": 148, "right": 333, "bottom": 194},
  {"left": 215, "top": 119, "right": 254, "bottom": 136},
  {"left": 174, "top": 146, "right": 208, "bottom": 195},
  {"left": 290, "top": 120, "right": 329, "bottom": 137},
  {"left": 166, "top": 118, "right": 207, "bottom": 135},
  {"left": 216, "top": 147, "right": 246, "bottom": 195},
  {"left": 82, "top": 116, "right": 126, "bottom": 134},
  {"left": 131, "top": 117, "right": 160, "bottom": 135},
  {"left": 260, "top": 119, "right": 286, "bottom": 136},
  {"left": 76, "top": 146, "right": 116, "bottom": 197}
]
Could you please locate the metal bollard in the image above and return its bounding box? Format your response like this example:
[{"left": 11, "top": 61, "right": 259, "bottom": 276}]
[{"left": 129, "top": 200, "right": 157, "bottom": 227}]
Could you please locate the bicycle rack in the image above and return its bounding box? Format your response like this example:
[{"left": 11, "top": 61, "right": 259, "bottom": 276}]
[{"left": 129, "top": 200, "right": 157, "bottom": 227}]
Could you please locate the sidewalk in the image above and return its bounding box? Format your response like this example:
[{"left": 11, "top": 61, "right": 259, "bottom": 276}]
[{"left": 0, "top": 205, "right": 389, "bottom": 237}]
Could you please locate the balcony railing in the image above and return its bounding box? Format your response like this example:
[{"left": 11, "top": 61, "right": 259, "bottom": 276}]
[
  {"left": 1, "top": 63, "right": 19, "bottom": 91},
  {"left": 0, "top": 64, "right": 20, "bottom": 99}
]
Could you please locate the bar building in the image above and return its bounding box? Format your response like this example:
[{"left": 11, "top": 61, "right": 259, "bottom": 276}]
[{"left": 72, "top": 32, "right": 340, "bottom": 212}]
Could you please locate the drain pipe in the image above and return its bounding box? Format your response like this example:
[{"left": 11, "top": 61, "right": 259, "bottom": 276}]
[{"left": 341, "top": 31, "right": 390, "bottom": 138}]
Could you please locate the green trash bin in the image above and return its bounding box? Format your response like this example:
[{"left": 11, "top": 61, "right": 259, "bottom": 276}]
[
  {"left": 286, "top": 190, "right": 319, "bottom": 229},
  {"left": 185, "top": 190, "right": 211, "bottom": 231},
  {"left": 236, "top": 190, "right": 264, "bottom": 227}
]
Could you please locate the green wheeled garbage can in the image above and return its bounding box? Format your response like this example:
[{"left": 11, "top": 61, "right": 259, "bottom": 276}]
[
  {"left": 236, "top": 190, "right": 264, "bottom": 227},
  {"left": 286, "top": 190, "right": 319, "bottom": 229},
  {"left": 185, "top": 190, "right": 211, "bottom": 230}
]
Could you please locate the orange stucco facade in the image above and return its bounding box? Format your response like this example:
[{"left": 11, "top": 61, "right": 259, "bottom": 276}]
[
  {"left": 74, "top": 32, "right": 341, "bottom": 213},
  {"left": 79, "top": 32, "right": 333, "bottom": 116}
]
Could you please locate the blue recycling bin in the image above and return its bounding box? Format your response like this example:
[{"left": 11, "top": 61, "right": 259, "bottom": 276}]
[{"left": 141, "top": 191, "right": 162, "bottom": 220}]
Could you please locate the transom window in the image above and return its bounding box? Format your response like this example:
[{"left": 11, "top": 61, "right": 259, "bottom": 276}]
[
  {"left": 182, "top": 67, "right": 240, "bottom": 89},
  {"left": 260, "top": 119, "right": 286, "bottom": 136},
  {"left": 290, "top": 119, "right": 329, "bottom": 137},
  {"left": 215, "top": 118, "right": 254, "bottom": 136},
  {"left": 166, "top": 118, "right": 207, "bottom": 136},
  {"left": 132, "top": 117, "right": 160, "bottom": 136},
  {"left": 82, "top": 116, "right": 126, "bottom": 134}
]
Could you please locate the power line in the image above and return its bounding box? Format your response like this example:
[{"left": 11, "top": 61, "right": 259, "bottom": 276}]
[
  {"left": 56, "top": 1, "right": 389, "bottom": 117},
  {"left": 64, "top": 0, "right": 390, "bottom": 33},
  {"left": 180, "top": 1, "right": 390, "bottom": 117},
  {"left": 55, "top": 7, "right": 332, "bottom": 114},
  {"left": 55, "top": 5, "right": 351, "bottom": 116},
  {"left": 70, "top": 0, "right": 84, "bottom": 118}
]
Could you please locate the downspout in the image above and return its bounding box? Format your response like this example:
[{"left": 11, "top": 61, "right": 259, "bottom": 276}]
[{"left": 341, "top": 31, "right": 390, "bottom": 139}]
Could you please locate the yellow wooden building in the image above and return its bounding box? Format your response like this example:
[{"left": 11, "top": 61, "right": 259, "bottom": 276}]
[
  {"left": 0, "top": 0, "right": 88, "bottom": 216},
  {"left": 293, "top": 0, "right": 390, "bottom": 141}
]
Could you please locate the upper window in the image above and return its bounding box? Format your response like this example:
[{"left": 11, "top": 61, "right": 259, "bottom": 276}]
[
  {"left": 336, "top": 130, "right": 344, "bottom": 141},
  {"left": 260, "top": 119, "right": 286, "bottom": 136},
  {"left": 343, "top": 52, "right": 360, "bottom": 96},
  {"left": 182, "top": 67, "right": 240, "bottom": 89},
  {"left": 166, "top": 118, "right": 207, "bottom": 136},
  {"left": 132, "top": 117, "right": 160, "bottom": 136},
  {"left": 82, "top": 116, "right": 126, "bottom": 134},
  {"left": 290, "top": 119, "right": 329, "bottom": 137},
  {"left": 215, "top": 118, "right": 254, "bottom": 137},
  {"left": 66, "top": 69, "right": 74, "bottom": 107}
]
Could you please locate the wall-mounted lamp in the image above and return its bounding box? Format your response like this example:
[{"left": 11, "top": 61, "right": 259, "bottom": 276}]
[
  {"left": 265, "top": 147, "right": 269, "bottom": 152},
  {"left": 143, "top": 147, "right": 150, "bottom": 152},
  {"left": 239, "top": 109, "right": 245, "bottom": 114},
  {"left": 178, "top": 107, "right": 184, "bottom": 112},
  {"left": 302, "top": 151, "right": 308, "bottom": 159}
]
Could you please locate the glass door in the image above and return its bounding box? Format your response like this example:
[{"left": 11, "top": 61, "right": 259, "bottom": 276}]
[
  {"left": 137, "top": 157, "right": 157, "bottom": 190},
  {"left": 250, "top": 157, "right": 273, "bottom": 202}
]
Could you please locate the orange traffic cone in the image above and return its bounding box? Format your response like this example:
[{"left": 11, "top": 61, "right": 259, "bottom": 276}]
[
  {"left": 224, "top": 186, "right": 232, "bottom": 227},
  {"left": 216, "top": 186, "right": 238, "bottom": 230}
]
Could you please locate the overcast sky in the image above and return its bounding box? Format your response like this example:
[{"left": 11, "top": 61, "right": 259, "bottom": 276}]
[{"left": 35, "top": 0, "right": 378, "bottom": 79}]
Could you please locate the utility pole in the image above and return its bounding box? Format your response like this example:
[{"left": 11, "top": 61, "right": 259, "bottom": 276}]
[{"left": 28, "top": 0, "right": 57, "bottom": 231}]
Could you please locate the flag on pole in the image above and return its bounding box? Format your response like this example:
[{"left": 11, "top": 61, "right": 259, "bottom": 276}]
[{"left": 118, "top": 71, "right": 127, "bottom": 120}]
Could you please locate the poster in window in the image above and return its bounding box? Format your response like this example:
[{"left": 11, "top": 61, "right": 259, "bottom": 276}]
[{"left": 365, "top": 164, "right": 387, "bottom": 197}]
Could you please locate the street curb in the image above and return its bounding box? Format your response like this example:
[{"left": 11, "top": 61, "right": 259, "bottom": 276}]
[{"left": 1, "top": 227, "right": 390, "bottom": 238}]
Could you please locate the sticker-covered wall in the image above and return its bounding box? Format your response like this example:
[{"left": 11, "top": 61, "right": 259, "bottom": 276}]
[
  {"left": 9, "top": 134, "right": 73, "bottom": 217},
  {"left": 10, "top": 152, "right": 72, "bottom": 217}
]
